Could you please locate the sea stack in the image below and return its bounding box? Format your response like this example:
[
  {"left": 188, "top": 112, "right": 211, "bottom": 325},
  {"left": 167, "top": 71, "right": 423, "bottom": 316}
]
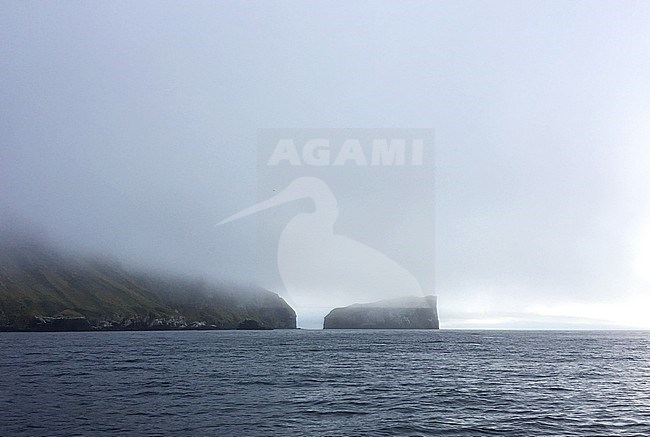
[{"left": 323, "top": 295, "right": 439, "bottom": 329}]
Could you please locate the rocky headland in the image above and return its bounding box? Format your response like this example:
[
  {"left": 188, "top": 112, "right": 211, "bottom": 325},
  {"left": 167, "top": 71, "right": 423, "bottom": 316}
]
[{"left": 0, "top": 235, "right": 296, "bottom": 331}]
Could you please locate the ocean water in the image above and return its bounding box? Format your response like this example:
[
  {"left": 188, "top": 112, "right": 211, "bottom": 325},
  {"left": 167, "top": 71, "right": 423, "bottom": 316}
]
[{"left": 1, "top": 330, "right": 649, "bottom": 436}]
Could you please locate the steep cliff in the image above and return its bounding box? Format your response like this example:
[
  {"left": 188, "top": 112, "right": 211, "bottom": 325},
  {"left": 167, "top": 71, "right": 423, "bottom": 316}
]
[
  {"left": 323, "top": 295, "right": 439, "bottom": 329},
  {"left": 0, "top": 237, "right": 296, "bottom": 331}
]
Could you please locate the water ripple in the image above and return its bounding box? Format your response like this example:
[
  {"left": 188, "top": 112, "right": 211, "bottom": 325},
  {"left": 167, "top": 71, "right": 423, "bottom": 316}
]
[{"left": 1, "top": 330, "right": 649, "bottom": 436}]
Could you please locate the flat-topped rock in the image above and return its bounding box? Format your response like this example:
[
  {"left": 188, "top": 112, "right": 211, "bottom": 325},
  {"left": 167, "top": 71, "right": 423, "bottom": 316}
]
[{"left": 323, "top": 295, "right": 439, "bottom": 329}]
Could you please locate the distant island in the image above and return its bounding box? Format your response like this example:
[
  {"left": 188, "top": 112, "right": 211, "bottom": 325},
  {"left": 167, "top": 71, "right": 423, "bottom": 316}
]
[
  {"left": 0, "top": 235, "right": 296, "bottom": 332},
  {"left": 323, "top": 295, "right": 439, "bottom": 329}
]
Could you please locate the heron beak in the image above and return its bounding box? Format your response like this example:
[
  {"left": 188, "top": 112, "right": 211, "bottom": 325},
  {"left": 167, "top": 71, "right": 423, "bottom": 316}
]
[{"left": 216, "top": 187, "right": 297, "bottom": 226}]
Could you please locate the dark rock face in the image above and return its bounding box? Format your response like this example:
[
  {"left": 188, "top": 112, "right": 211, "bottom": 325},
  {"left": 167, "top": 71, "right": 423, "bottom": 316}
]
[
  {"left": 323, "top": 296, "right": 439, "bottom": 329},
  {"left": 237, "top": 319, "right": 272, "bottom": 330},
  {"left": 28, "top": 316, "right": 92, "bottom": 332}
]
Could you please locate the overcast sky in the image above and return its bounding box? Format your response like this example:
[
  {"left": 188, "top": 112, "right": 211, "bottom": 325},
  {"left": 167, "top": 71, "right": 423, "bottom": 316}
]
[{"left": 2, "top": 1, "right": 649, "bottom": 328}]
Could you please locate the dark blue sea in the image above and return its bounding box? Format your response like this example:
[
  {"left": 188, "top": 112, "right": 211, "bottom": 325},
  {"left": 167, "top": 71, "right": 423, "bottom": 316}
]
[{"left": 1, "top": 330, "right": 649, "bottom": 436}]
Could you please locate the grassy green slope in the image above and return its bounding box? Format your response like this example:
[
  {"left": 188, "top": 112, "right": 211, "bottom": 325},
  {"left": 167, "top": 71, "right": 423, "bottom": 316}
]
[{"left": 0, "top": 239, "right": 295, "bottom": 330}]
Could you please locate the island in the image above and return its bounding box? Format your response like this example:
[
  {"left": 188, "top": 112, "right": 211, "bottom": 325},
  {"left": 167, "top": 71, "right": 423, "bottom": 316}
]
[
  {"left": 0, "top": 235, "right": 296, "bottom": 331},
  {"left": 323, "top": 295, "right": 439, "bottom": 329}
]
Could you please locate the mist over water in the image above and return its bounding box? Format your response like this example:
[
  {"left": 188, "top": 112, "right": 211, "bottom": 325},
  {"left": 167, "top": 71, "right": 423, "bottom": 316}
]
[
  {"left": 2, "top": 2, "right": 650, "bottom": 327},
  {"left": 2, "top": 3, "right": 650, "bottom": 436}
]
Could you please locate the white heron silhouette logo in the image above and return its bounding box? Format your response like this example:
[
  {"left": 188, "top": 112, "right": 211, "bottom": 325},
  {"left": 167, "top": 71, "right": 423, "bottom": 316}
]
[{"left": 217, "top": 177, "right": 423, "bottom": 308}]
